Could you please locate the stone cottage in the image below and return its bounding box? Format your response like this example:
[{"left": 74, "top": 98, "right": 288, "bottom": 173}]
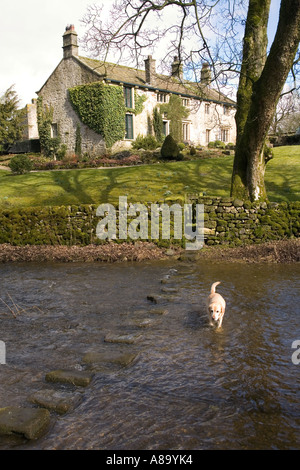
[{"left": 31, "top": 25, "right": 236, "bottom": 156}]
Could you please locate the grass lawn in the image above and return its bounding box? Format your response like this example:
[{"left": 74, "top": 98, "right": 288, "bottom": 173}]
[{"left": 0, "top": 146, "right": 299, "bottom": 209}]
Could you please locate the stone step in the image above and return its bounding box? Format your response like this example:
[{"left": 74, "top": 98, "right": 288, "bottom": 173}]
[
  {"left": 104, "top": 333, "right": 142, "bottom": 344},
  {"left": 28, "top": 388, "right": 83, "bottom": 415},
  {"left": 45, "top": 369, "right": 94, "bottom": 387},
  {"left": 0, "top": 406, "right": 50, "bottom": 440}
]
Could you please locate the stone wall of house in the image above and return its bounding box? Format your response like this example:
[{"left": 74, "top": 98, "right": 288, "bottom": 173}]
[{"left": 38, "top": 58, "right": 106, "bottom": 156}]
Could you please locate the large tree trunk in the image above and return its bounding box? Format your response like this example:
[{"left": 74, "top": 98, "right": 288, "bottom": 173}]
[{"left": 231, "top": 0, "right": 300, "bottom": 201}]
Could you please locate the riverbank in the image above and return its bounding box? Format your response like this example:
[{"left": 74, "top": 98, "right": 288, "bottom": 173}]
[{"left": 0, "top": 239, "right": 299, "bottom": 263}]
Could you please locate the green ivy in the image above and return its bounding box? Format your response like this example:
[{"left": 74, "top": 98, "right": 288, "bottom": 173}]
[
  {"left": 69, "top": 82, "right": 126, "bottom": 148},
  {"left": 37, "top": 97, "right": 60, "bottom": 158},
  {"left": 159, "top": 94, "right": 190, "bottom": 142}
]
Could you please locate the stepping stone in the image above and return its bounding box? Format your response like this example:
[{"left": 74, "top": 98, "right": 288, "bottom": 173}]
[
  {"left": 160, "top": 287, "right": 179, "bottom": 294},
  {"left": 82, "top": 351, "right": 138, "bottom": 368},
  {"left": 149, "top": 308, "right": 168, "bottom": 315},
  {"left": 131, "top": 318, "right": 158, "bottom": 328},
  {"left": 0, "top": 406, "right": 50, "bottom": 440},
  {"left": 45, "top": 369, "right": 94, "bottom": 387},
  {"left": 28, "top": 389, "right": 82, "bottom": 415},
  {"left": 104, "top": 333, "right": 142, "bottom": 344},
  {"left": 147, "top": 294, "right": 162, "bottom": 304}
]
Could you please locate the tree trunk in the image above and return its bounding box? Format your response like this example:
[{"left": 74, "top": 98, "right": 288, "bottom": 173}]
[{"left": 231, "top": 0, "right": 300, "bottom": 201}]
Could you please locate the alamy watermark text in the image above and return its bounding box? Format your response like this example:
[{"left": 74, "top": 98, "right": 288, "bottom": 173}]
[{"left": 96, "top": 197, "right": 204, "bottom": 250}]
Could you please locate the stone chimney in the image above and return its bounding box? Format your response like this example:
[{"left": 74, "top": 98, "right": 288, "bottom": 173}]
[
  {"left": 201, "top": 62, "right": 211, "bottom": 86},
  {"left": 144, "top": 55, "right": 156, "bottom": 85},
  {"left": 171, "top": 56, "right": 183, "bottom": 80},
  {"left": 63, "top": 25, "right": 79, "bottom": 59}
]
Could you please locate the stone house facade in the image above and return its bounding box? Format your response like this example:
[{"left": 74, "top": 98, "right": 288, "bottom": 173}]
[{"left": 31, "top": 25, "right": 236, "bottom": 156}]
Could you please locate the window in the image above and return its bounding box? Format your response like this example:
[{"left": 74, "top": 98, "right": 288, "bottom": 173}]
[
  {"left": 162, "top": 120, "right": 169, "bottom": 136},
  {"left": 182, "top": 122, "right": 190, "bottom": 141},
  {"left": 223, "top": 105, "right": 229, "bottom": 115},
  {"left": 182, "top": 98, "right": 190, "bottom": 107},
  {"left": 124, "top": 87, "right": 133, "bottom": 108},
  {"left": 206, "top": 129, "right": 211, "bottom": 143},
  {"left": 51, "top": 123, "right": 58, "bottom": 138},
  {"left": 221, "top": 129, "right": 229, "bottom": 143},
  {"left": 205, "top": 103, "right": 210, "bottom": 115},
  {"left": 125, "top": 114, "right": 134, "bottom": 139},
  {"left": 157, "top": 93, "right": 168, "bottom": 103}
]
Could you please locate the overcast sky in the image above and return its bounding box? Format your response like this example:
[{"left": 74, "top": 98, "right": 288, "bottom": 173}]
[{"left": 0, "top": 0, "right": 281, "bottom": 108}]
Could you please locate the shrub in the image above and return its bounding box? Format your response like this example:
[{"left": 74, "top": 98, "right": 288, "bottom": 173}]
[
  {"left": 208, "top": 140, "right": 225, "bottom": 149},
  {"left": 160, "top": 134, "right": 180, "bottom": 160},
  {"left": 9, "top": 154, "right": 33, "bottom": 174},
  {"left": 132, "top": 134, "right": 159, "bottom": 150},
  {"left": 189, "top": 146, "right": 197, "bottom": 155}
]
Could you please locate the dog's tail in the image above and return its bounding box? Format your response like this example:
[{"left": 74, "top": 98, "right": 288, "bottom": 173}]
[{"left": 210, "top": 281, "right": 221, "bottom": 294}]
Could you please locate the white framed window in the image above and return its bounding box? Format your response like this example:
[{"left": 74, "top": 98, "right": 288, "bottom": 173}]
[
  {"left": 51, "top": 123, "right": 58, "bottom": 138},
  {"left": 162, "top": 120, "right": 169, "bottom": 136},
  {"left": 124, "top": 87, "right": 133, "bottom": 108},
  {"left": 182, "top": 122, "right": 190, "bottom": 141},
  {"left": 206, "top": 129, "right": 211, "bottom": 143},
  {"left": 125, "top": 114, "right": 134, "bottom": 139},
  {"left": 157, "top": 93, "right": 169, "bottom": 103},
  {"left": 221, "top": 128, "right": 230, "bottom": 142},
  {"left": 182, "top": 98, "right": 190, "bottom": 107},
  {"left": 205, "top": 103, "right": 210, "bottom": 115}
]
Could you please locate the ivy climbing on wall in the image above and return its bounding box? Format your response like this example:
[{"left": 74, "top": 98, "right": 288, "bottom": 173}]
[
  {"left": 68, "top": 82, "right": 126, "bottom": 148},
  {"left": 159, "top": 94, "right": 190, "bottom": 142},
  {"left": 37, "top": 97, "right": 61, "bottom": 158}
]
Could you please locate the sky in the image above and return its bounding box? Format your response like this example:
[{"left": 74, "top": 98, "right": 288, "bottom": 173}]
[{"left": 0, "top": 0, "right": 281, "bottom": 108}]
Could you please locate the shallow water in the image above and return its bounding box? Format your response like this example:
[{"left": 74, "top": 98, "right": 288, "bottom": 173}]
[{"left": 0, "top": 259, "right": 299, "bottom": 450}]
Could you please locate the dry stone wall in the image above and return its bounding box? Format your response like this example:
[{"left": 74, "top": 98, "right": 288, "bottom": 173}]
[{"left": 0, "top": 198, "right": 298, "bottom": 248}]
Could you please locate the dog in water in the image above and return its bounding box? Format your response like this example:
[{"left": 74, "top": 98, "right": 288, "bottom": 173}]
[{"left": 207, "top": 282, "right": 226, "bottom": 328}]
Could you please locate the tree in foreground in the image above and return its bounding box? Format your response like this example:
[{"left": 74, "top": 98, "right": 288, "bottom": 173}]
[
  {"left": 81, "top": 0, "right": 300, "bottom": 201},
  {"left": 0, "top": 86, "right": 24, "bottom": 153}
]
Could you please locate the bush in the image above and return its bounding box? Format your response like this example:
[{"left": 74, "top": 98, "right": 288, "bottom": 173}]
[
  {"left": 9, "top": 155, "right": 33, "bottom": 174},
  {"left": 160, "top": 135, "right": 180, "bottom": 160},
  {"left": 208, "top": 140, "right": 226, "bottom": 149},
  {"left": 132, "top": 134, "right": 159, "bottom": 150}
]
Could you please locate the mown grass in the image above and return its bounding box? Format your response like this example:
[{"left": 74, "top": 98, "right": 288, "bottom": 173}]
[{"left": 0, "top": 146, "right": 299, "bottom": 209}]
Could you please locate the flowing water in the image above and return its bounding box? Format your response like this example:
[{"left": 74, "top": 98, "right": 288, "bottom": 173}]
[{"left": 0, "top": 259, "right": 299, "bottom": 450}]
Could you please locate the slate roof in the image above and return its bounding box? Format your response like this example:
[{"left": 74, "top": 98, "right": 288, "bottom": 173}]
[{"left": 77, "top": 56, "right": 236, "bottom": 106}]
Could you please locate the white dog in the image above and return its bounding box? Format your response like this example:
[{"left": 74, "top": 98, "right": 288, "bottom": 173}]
[{"left": 207, "top": 282, "right": 226, "bottom": 328}]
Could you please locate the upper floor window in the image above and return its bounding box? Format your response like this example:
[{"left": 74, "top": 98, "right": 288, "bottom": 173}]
[
  {"left": 182, "top": 98, "right": 190, "bottom": 107},
  {"left": 124, "top": 87, "right": 133, "bottom": 108},
  {"left": 223, "top": 105, "right": 229, "bottom": 115},
  {"left": 205, "top": 103, "right": 210, "bottom": 115},
  {"left": 157, "top": 93, "right": 168, "bottom": 103}
]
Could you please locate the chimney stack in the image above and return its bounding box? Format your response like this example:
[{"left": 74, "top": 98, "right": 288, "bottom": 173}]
[
  {"left": 144, "top": 55, "right": 156, "bottom": 85},
  {"left": 201, "top": 62, "right": 211, "bottom": 86},
  {"left": 63, "top": 25, "right": 79, "bottom": 59},
  {"left": 171, "top": 56, "right": 183, "bottom": 80}
]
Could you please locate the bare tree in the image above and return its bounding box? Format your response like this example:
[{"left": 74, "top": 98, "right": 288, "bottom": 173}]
[
  {"left": 81, "top": 0, "right": 300, "bottom": 201},
  {"left": 270, "top": 91, "right": 300, "bottom": 135}
]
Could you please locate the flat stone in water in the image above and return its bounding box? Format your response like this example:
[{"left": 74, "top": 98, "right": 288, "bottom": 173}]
[
  {"left": 149, "top": 308, "right": 168, "bottom": 315},
  {"left": 28, "top": 389, "right": 82, "bottom": 415},
  {"left": 160, "top": 287, "right": 179, "bottom": 293},
  {"left": 45, "top": 369, "right": 94, "bottom": 387},
  {"left": 104, "top": 333, "right": 142, "bottom": 344},
  {"left": 0, "top": 406, "right": 50, "bottom": 440},
  {"left": 82, "top": 351, "right": 138, "bottom": 368}
]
